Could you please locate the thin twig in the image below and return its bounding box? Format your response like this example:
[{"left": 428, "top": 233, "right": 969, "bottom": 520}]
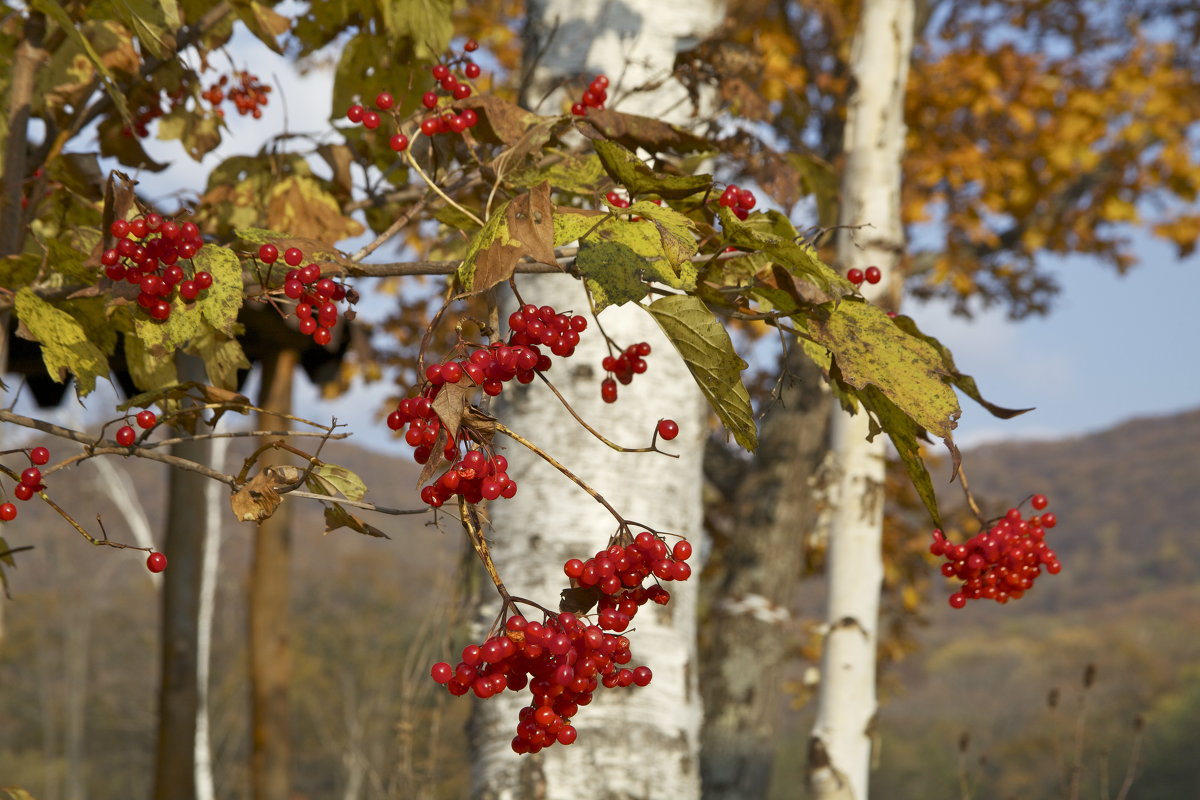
[
  {"left": 281, "top": 490, "right": 428, "bottom": 515},
  {"left": 494, "top": 422, "right": 624, "bottom": 523},
  {"left": 404, "top": 150, "right": 483, "bottom": 226}
]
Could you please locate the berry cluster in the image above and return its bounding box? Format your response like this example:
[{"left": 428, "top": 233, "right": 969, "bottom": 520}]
[
  {"left": 1, "top": 446, "right": 51, "bottom": 520},
  {"left": 931, "top": 494, "right": 1061, "bottom": 608},
  {"left": 570, "top": 75, "right": 610, "bottom": 116},
  {"left": 102, "top": 216, "right": 210, "bottom": 321},
  {"left": 600, "top": 342, "right": 651, "bottom": 403},
  {"left": 202, "top": 71, "right": 272, "bottom": 119},
  {"left": 718, "top": 184, "right": 758, "bottom": 220},
  {"left": 847, "top": 266, "right": 882, "bottom": 286},
  {"left": 564, "top": 531, "right": 694, "bottom": 629},
  {"left": 258, "top": 245, "right": 355, "bottom": 346},
  {"left": 604, "top": 190, "right": 631, "bottom": 209},
  {"left": 115, "top": 409, "right": 158, "bottom": 448},
  {"left": 389, "top": 304, "right": 588, "bottom": 507},
  {"left": 344, "top": 41, "right": 483, "bottom": 151}
]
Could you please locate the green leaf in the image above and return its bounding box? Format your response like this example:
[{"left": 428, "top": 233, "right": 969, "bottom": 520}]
[
  {"left": 234, "top": 227, "right": 291, "bottom": 246},
  {"left": 575, "top": 240, "right": 649, "bottom": 311},
  {"left": 890, "top": 314, "right": 1034, "bottom": 419},
  {"left": 187, "top": 323, "right": 249, "bottom": 391},
  {"left": 807, "top": 298, "right": 961, "bottom": 440},
  {"left": 553, "top": 207, "right": 605, "bottom": 246},
  {"left": 114, "top": 0, "right": 177, "bottom": 60},
  {"left": 230, "top": 0, "right": 291, "bottom": 53},
  {"left": 30, "top": 0, "right": 131, "bottom": 123},
  {"left": 382, "top": 0, "right": 454, "bottom": 57},
  {"left": 307, "top": 464, "right": 367, "bottom": 502},
  {"left": 623, "top": 201, "right": 698, "bottom": 267},
  {"left": 857, "top": 384, "right": 945, "bottom": 527},
  {"left": 510, "top": 153, "right": 608, "bottom": 194},
  {"left": 592, "top": 139, "right": 712, "bottom": 199},
  {"left": 14, "top": 288, "right": 109, "bottom": 396},
  {"left": 124, "top": 330, "right": 178, "bottom": 391},
  {"left": 718, "top": 207, "right": 847, "bottom": 295},
  {"left": 193, "top": 245, "right": 243, "bottom": 336},
  {"left": 323, "top": 503, "right": 390, "bottom": 538},
  {"left": 645, "top": 294, "right": 757, "bottom": 450},
  {"left": 456, "top": 185, "right": 557, "bottom": 294}
]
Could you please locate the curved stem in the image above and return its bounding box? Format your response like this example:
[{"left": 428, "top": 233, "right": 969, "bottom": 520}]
[
  {"left": 534, "top": 371, "right": 677, "bottom": 457},
  {"left": 493, "top": 422, "right": 624, "bottom": 524},
  {"left": 404, "top": 150, "right": 484, "bottom": 227},
  {"left": 459, "top": 497, "right": 509, "bottom": 599}
]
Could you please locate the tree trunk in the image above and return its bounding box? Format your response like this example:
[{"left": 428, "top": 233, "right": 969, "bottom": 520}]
[
  {"left": 195, "top": 431, "right": 230, "bottom": 800},
  {"left": 700, "top": 350, "right": 832, "bottom": 799},
  {"left": 808, "top": 3, "right": 914, "bottom": 799},
  {"left": 471, "top": 5, "right": 721, "bottom": 796},
  {"left": 250, "top": 349, "right": 299, "bottom": 800},
  {"left": 154, "top": 357, "right": 215, "bottom": 800}
]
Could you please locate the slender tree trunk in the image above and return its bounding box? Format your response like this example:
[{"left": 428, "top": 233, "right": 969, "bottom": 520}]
[
  {"left": 700, "top": 351, "right": 831, "bottom": 799},
  {"left": 155, "top": 357, "right": 215, "bottom": 800},
  {"left": 195, "top": 431, "right": 229, "bottom": 800},
  {"left": 471, "top": 4, "right": 721, "bottom": 797},
  {"left": 250, "top": 349, "right": 298, "bottom": 800},
  {"left": 808, "top": 3, "right": 913, "bottom": 799}
]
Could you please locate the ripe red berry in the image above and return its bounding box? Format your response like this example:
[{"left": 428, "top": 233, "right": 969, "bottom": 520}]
[
  {"left": 284, "top": 247, "right": 304, "bottom": 267},
  {"left": 375, "top": 92, "right": 394, "bottom": 110},
  {"left": 0, "top": 503, "right": 16, "bottom": 521},
  {"left": 362, "top": 111, "right": 381, "bottom": 129},
  {"left": 346, "top": 104, "right": 365, "bottom": 123},
  {"left": 313, "top": 327, "right": 332, "bottom": 346},
  {"left": 431, "top": 662, "right": 453, "bottom": 684},
  {"left": 432, "top": 64, "right": 450, "bottom": 81},
  {"left": 136, "top": 410, "right": 157, "bottom": 429},
  {"left": 258, "top": 243, "right": 279, "bottom": 264},
  {"left": 420, "top": 117, "right": 439, "bottom": 136},
  {"left": 657, "top": 419, "right": 679, "bottom": 440},
  {"left": 389, "top": 133, "right": 409, "bottom": 152},
  {"left": 20, "top": 467, "right": 41, "bottom": 487},
  {"left": 571, "top": 102, "right": 586, "bottom": 116},
  {"left": 949, "top": 592, "right": 967, "bottom": 609},
  {"left": 673, "top": 540, "right": 692, "bottom": 561},
  {"left": 147, "top": 551, "right": 168, "bottom": 573},
  {"left": 13, "top": 484, "right": 33, "bottom": 501},
  {"left": 601, "top": 378, "right": 618, "bottom": 403},
  {"left": 116, "top": 425, "right": 136, "bottom": 447},
  {"left": 110, "top": 219, "right": 131, "bottom": 238},
  {"left": 464, "top": 62, "right": 481, "bottom": 79},
  {"left": 30, "top": 446, "right": 50, "bottom": 465},
  {"left": 864, "top": 265, "right": 882, "bottom": 284},
  {"left": 1031, "top": 493, "right": 1048, "bottom": 510},
  {"left": 464, "top": 38, "right": 479, "bottom": 52},
  {"left": 847, "top": 268, "right": 865, "bottom": 285}
]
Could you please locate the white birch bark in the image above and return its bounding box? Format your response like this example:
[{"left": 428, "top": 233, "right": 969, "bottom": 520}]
[
  {"left": 810, "top": 3, "right": 914, "bottom": 799},
  {"left": 471, "top": 2, "right": 722, "bottom": 797},
  {"left": 195, "top": 431, "right": 229, "bottom": 800}
]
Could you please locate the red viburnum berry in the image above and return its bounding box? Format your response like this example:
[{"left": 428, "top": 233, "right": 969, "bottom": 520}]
[
  {"left": 30, "top": 446, "right": 50, "bottom": 465},
  {"left": 147, "top": 551, "right": 168, "bottom": 573},
  {"left": 0, "top": 503, "right": 16, "bottom": 521},
  {"left": 116, "top": 425, "right": 136, "bottom": 447},
  {"left": 864, "top": 265, "right": 882, "bottom": 284},
  {"left": 847, "top": 268, "right": 865, "bottom": 285},
  {"left": 657, "top": 419, "right": 679, "bottom": 440},
  {"left": 136, "top": 409, "right": 157, "bottom": 429}
]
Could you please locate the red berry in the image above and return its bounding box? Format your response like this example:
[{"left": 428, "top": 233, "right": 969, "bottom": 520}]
[
  {"left": 389, "top": 133, "right": 409, "bottom": 152},
  {"left": 258, "top": 243, "right": 278, "bottom": 264},
  {"left": 147, "top": 551, "right": 168, "bottom": 573},
  {"left": 110, "top": 219, "right": 131, "bottom": 238},
  {"left": 136, "top": 409, "right": 157, "bottom": 429},
  {"left": 657, "top": 419, "right": 679, "bottom": 440},
  {"left": 453, "top": 84, "right": 472, "bottom": 101},
  {"left": 571, "top": 102, "right": 586, "bottom": 116},
  {"left": 13, "top": 484, "right": 33, "bottom": 501},
  {"left": 847, "top": 268, "right": 865, "bottom": 285},
  {"left": 313, "top": 327, "right": 332, "bottom": 346},
  {"left": 420, "top": 117, "right": 439, "bottom": 136},
  {"left": 464, "top": 38, "right": 479, "bottom": 52},
  {"left": 672, "top": 540, "right": 692, "bottom": 561},
  {"left": 601, "top": 378, "right": 617, "bottom": 403},
  {"left": 20, "top": 467, "right": 41, "bottom": 487},
  {"left": 864, "top": 265, "right": 882, "bottom": 284},
  {"left": 431, "top": 662, "right": 453, "bottom": 684},
  {"left": 375, "top": 92, "right": 394, "bottom": 110},
  {"left": 283, "top": 247, "right": 303, "bottom": 267},
  {"left": 432, "top": 64, "right": 450, "bottom": 80},
  {"left": 949, "top": 592, "right": 967, "bottom": 609},
  {"left": 737, "top": 189, "right": 756, "bottom": 210},
  {"left": 362, "top": 111, "right": 381, "bottom": 129},
  {"left": 346, "top": 104, "right": 365, "bottom": 123},
  {"left": 0, "top": 503, "right": 14, "bottom": 521},
  {"left": 116, "top": 425, "right": 136, "bottom": 446},
  {"left": 1031, "top": 494, "right": 1048, "bottom": 510},
  {"left": 30, "top": 446, "right": 49, "bottom": 465},
  {"left": 464, "top": 62, "right": 481, "bottom": 79}
]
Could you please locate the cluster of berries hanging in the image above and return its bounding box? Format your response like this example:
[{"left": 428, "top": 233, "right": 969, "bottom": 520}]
[
  {"left": 0, "top": 446, "right": 51, "bottom": 521},
  {"left": 430, "top": 530, "right": 691, "bottom": 754},
  {"left": 345, "top": 40, "right": 483, "bottom": 152},
  {"left": 931, "top": 494, "right": 1061, "bottom": 608},
  {"left": 570, "top": 75, "right": 610, "bottom": 116},
  {"left": 718, "top": 184, "right": 758, "bottom": 220},
  {"left": 102, "top": 215, "right": 211, "bottom": 321},
  {"left": 600, "top": 342, "right": 652, "bottom": 403},
  {"left": 388, "top": 303, "right": 588, "bottom": 507},
  {"left": 201, "top": 71, "right": 272, "bottom": 119},
  {"left": 258, "top": 245, "right": 355, "bottom": 346},
  {"left": 847, "top": 266, "right": 882, "bottom": 286}
]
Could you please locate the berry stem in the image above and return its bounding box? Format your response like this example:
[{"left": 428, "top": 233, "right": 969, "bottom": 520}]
[
  {"left": 459, "top": 496, "right": 512, "bottom": 600},
  {"left": 403, "top": 149, "right": 484, "bottom": 227},
  {"left": 494, "top": 422, "right": 625, "bottom": 524},
  {"left": 533, "top": 372, "right": 678, "bottom": 458},
  {"left": 955, "top": 461, "right": 986, "bottom": 524}
]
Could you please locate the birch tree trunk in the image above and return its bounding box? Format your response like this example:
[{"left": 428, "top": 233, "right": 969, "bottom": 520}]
[
  {"left": 808, "top": 3, "right": 914, "bottom": 799},
  {"left": 471, "top": 2, "right": 722, "bottom": 797}
]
